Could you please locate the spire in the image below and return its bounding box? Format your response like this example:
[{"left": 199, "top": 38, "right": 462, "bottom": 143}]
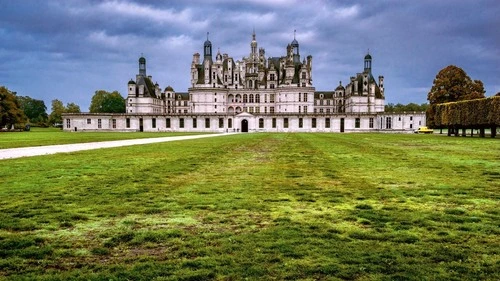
[
  {"left": 139, "top": 54, "right": 146, "bottom": 76},
  {"left": 204, "top": 31, "right": 212, "bottom": 60},
  {"left": 252, "top": 27, "right": 256, "bottom": 41},
  {"left": 364, "top": 50, "right": 372, "bottom": 72}
]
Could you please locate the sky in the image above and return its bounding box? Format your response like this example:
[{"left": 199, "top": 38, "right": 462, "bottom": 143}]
[{"left": 1, "top": 0, "right": 499, "bottom": 112}]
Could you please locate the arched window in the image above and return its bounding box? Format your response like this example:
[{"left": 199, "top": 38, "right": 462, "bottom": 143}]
[
  {"left": 255, "top": 94, "right": 260, "bottom": 103},
  {"left": 249, "top": 94, "right": 254, "bottom": 103},
  {"left": 243, "top": 94, "right": 248, "bottom": 103},
  {"left": 248, "top": 80, "right": 253, "bottom": 88}
]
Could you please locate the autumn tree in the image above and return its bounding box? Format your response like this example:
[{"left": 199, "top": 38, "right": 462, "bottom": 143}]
[
  {"left": 89, "top": 90, "right": 125, "bottom": 113},
  {"left": 427, "top": 65, "right": 485, "bottom": 128},
  {"left": 17, "top": 96, "right": 48, "bottom": 126},
  {"left": 427, "top": 65, "right": 485, "bottom": 104},
  {"left": 0, "top": 86, "right": 26, "bottom": 129}
]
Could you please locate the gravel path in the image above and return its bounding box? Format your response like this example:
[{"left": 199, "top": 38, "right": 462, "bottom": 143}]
[{"left": 0, "top": 133, "right": 237, "bottom": 160}]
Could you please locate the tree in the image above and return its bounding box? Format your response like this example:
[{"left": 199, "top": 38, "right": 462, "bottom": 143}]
[
  {"left": 49, "top": 99, "right": 65, "bottom": 126},
  {"left": 0, "top": 86, "right": 26, "bottom": 129},
  {"left": 65, "top": 103, "right": 81, "bottom": 113},
  {"left": 427, "top": 65, "right": 485, "bottom": 104},
  {"left": 427, "top": 65, "right": 485, "bottom": 128},
  {"left": 17, "top": 96, "right": 48, "bottom": 125},
  {"left": 89, "top": 90, "right": 125, "bottom": 113},
  {"left": 385, "top": 102, "right": 428, "bottom": 113}
]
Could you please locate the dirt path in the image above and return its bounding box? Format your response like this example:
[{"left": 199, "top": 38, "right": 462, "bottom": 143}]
[{"left": 0, "top": 133, "right": 237, "bottom": 160}]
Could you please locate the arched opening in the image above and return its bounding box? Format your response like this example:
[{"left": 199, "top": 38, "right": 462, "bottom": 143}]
[
  {"left": 228, "top": 107, "right": 234, "bottom": 114},
  {"left": 241, "top": 119, "right": 248, "bottom": 133}
]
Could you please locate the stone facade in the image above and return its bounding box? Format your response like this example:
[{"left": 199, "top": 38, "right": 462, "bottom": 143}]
[{"left": 63, "top": 32, "right": 425, "bottom": 133}]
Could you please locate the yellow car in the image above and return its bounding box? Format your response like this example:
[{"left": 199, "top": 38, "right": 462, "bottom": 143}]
[{"left": 414, "top": 126, "right": 434, "bottom": 134}]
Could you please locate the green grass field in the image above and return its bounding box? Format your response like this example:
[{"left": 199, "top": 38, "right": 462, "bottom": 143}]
[
  {"left": 0, "top": 127, "right": 205, "bottom": 149},
  {"left": 0, "top": 133, "right": 499, "bottom": 280}
]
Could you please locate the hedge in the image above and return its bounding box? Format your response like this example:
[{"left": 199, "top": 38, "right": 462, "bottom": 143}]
[{"left": 431, "top": 96, "right": 500, "bottom": 128}]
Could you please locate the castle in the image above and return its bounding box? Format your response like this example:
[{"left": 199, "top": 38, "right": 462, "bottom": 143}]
[{"left": 63, "top": 32, "right": 425, "bottom": 132}]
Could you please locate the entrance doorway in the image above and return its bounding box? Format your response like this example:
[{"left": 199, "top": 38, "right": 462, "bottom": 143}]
[
  {"left": 340, "top": 118, "right": 344, "bottom": 133},
  {"left": 241, "top": 119, "right": 248, "bottom": 132},
  {"left": 139, "top": 118, "right": 144, "bottom": 132}
]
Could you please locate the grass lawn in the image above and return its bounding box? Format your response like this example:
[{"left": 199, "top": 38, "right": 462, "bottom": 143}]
[
  {"left": 0, "top": 127, "right": 206, "bottom": 149},
  {"left": 0, "top": 133, "right": 499, "bottom": 280}
]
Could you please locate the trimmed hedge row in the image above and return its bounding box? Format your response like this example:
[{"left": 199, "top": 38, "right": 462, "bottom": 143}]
[{"left": 432, "top": 96, "right": 500, "bottom": 128}]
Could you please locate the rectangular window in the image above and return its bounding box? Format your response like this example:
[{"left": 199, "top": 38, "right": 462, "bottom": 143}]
[
  {"left": 299, "top": 118, "right": 303, "bottom": 128},
  {"left": 386, "top": 117, "right": 392, "bottom": 129},
  {"left": 312, "top": 118, "right": 317, "bottom": 128},
  {"left": 112, "top": 119, "right": 117, "bottom": 129},
  {"left": 270, "top": 94, "right": 275, "bottom": 103},
  {"left": 219, "top": 118, "right": 224, "bottom": 128},
  {"left": 98, "top": 119, "right": 101, "bottom": 129},
  {"left": 151, "top": 118, "right": 156, "bottom": 128},
  {"left": 299, "top": 93, "right": 301, "bottom": 102},
  {"left": 166, "top": 118, "right": 171, "bottom": 128},
  {"left": 325, "top": 118, "right": 330, "bottom": 128},
  {"left": 255, "top": 107, "right": 260, "bottom": 113},
  {"left": 228, "top": 118, "right": 232, "bottom": 128},
  {"left": 284, "top": 118, "right": 289, "bottom": 128},
  {"left": 270, "top": 107, "right": 275, "bottom": 113},
  {"left": 87, "top": 119, "right": 91, "bottom": 124},
  {"left": 205, "top": 118, "right": 210, "bottom": 128},
  {"left": 66, "top": 119, "right": 71, "bottom": 129},
  {"left": 355, "top": 118, "right": 360, "bottom": 128},
  {"left": 303, "top": 93, "right": 308, "bottom": 102},
  {"left": 410, "top": 116, "right": 413, "bottom": 121},
  {"left": 193, "top": 118, "right": 197, "bottom": 128},
  {"left": 369, "top": 118, "right": 374, "bottom": 128},
  {"left": 259, "top": 118, "right": 264, "bottom": 128},
  {"left": 304, "top": 106, "right": 308, "bottom": 113},
  {"left": 272, "top": 118, "right": 276, "bottom": 128},
  {"left": 126, "top": 118, "right": 130, "bottom": 128},
  {"left": 180, "top": 118, "right": 184, "bottom": 128}
]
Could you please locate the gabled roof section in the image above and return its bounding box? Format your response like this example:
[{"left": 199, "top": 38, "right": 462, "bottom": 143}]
[
  {"left": 314, "top": 91, "right": 334, "bottom": 99},
  {"left": 175, "top": 92, "right": 190, "bottom": 100}
]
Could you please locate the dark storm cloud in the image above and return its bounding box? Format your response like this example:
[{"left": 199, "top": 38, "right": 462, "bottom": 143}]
[{"left": 1, "top": 0, "right": 498, "bottom": 111}]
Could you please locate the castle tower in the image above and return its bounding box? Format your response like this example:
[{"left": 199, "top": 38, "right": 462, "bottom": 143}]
[
  {"left": 204, "top": 32, "right": 212, "bottom": 61},
  {"left": 139, "top": 56, "right": 146, "bottom": 76},
  {"left": 364, "top": 52, "right": 372, "bottom": 73},
  {"left": 291, "top": 30, "right": 300, "bottom": 63}
]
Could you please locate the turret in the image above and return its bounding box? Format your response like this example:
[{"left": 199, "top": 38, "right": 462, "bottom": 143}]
[
  {"left": 364, "top": 52, "right": 372, "bottom": 73},
  {"left": 204, "top": 32, "right": 212, "bottom": 62},
  {"left": 291, "top": 30, "right": 300, "bottom": 63},
  {"left": 127, "top": 79, "right": 136, "bottom": 97},
  {"left": 139, "top": 56, "right": 146, "bottom": 76},
  {"left": 379, "top": 75, "right": 384, "bottom": 96}
]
